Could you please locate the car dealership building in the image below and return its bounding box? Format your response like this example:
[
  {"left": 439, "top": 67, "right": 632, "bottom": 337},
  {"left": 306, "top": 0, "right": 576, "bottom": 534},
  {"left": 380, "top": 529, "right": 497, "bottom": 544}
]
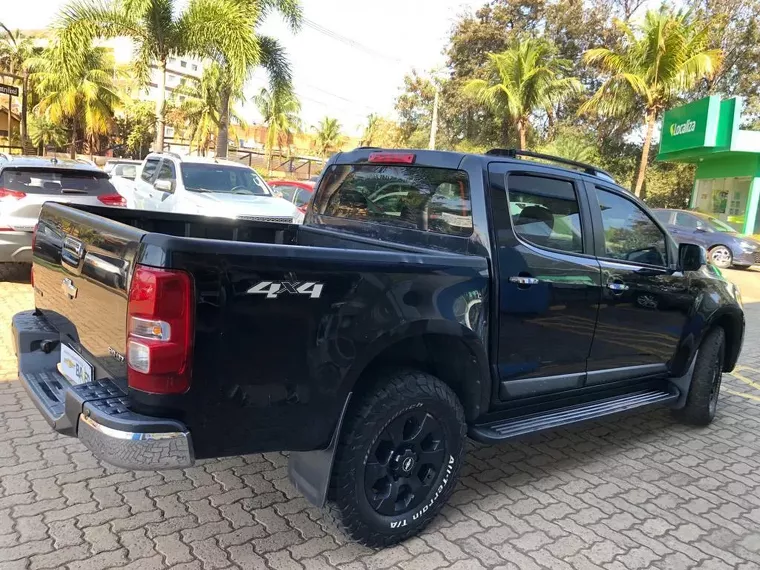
[{"left": 657, "top": 95, "right": 760, "bottom": 235}]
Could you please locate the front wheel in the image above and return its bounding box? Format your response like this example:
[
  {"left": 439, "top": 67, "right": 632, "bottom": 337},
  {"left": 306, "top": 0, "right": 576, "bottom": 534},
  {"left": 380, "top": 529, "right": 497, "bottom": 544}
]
[
  {"left": 708, "top": 245, "right": 733, "bottom": 269},
  {"left": 672, "top": 327, "right": 725, "bottom": 426},
  {"left": 324, "top": 369, "right": 466, "bottom": 547}
]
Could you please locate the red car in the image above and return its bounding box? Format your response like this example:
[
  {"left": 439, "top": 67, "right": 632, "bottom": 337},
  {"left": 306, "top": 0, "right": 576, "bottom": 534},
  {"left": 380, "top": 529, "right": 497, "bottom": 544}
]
[{"left": 268, "top": 180, "right": 314, "bottom": 214}]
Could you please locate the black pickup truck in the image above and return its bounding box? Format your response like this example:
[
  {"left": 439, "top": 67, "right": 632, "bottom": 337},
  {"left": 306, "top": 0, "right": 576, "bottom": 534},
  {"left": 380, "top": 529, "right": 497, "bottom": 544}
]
[{"left": 13, "top": 148, "right": 745, "bottom": 546}]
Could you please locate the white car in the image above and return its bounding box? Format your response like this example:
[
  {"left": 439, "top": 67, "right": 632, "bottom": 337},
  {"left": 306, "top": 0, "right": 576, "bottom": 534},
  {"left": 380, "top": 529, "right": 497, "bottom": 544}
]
[
  {"left": 106, "top": 161, "right": 141, "bottom": 208},
  {"left": 132, "top": 153, "right": 303, "bottom": 223}
]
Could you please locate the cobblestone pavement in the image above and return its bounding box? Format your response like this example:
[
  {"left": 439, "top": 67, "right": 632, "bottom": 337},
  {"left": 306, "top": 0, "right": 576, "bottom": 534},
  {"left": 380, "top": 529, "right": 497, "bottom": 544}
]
[{"left": 2, "top": 270, "right": 760, "bottom": 570}]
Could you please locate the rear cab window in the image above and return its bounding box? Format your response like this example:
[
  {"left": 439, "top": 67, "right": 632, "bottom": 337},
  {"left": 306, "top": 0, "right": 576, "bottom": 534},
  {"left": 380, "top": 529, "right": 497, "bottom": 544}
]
[
  {"left": 0, "top": 167, "right": 115, "bottom": 196},
  {"left": 313, "top": 164, "right": 473, "bottom": 237}
]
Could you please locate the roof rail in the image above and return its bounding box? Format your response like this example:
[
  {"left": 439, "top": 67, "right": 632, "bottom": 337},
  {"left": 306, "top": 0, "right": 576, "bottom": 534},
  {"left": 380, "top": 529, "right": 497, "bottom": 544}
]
[{"left": 486, "top": 148, "right": 614, "bottom": 181}]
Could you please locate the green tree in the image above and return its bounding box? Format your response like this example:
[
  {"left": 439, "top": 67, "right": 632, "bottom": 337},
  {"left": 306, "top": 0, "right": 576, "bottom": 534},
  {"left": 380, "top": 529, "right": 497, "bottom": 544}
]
[
  {"left": 0, "top": 24, "right": 35, "bottom": 147},
  {"left": 28, "top": 113, "right": 67, "bottom": 153},
  {"left": 359, "top": 113, "right": 380, "bottom": 146},
  {"left": 313, "top": 117, "right": 343, "bottom": 158},
  {"left": 581, "top": 9, "right": 722, "bottom": 197},
  {"left": 55, "top": 0, "right": 266, "bottom": 153},
  {"left": 29, "top": 44, "right": 120, "bottom": 158},
  {"left": 114, "top": 99, "right": 155, "bottom": 158},
  {"left": 465, "top": 38, "right": 583, "bottom": 149},
  {"left": 395, "top": 71, "right": 437, "bottom": 148},
  {"left": 186, "top": 0, "right": 302, "bottom": 158},
  {"left": 254, "top": 86, "right": 301, "bottom": 171}
]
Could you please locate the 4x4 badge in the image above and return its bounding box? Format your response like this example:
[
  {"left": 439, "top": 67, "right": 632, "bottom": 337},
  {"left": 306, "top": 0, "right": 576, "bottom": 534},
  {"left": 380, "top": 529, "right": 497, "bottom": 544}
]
[{"left": 247, "top": 281, "right": 323, "bottom": 299}]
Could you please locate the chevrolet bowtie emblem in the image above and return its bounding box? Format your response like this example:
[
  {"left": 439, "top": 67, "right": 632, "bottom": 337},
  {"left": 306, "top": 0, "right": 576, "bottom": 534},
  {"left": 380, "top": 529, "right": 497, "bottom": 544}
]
[{"left": 61, "top": 278, "right": 78, "bottom": 299}]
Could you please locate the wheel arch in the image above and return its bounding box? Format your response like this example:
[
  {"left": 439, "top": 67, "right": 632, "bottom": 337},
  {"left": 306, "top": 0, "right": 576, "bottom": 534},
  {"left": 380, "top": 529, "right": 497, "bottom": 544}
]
[
  {"left": 712, "top": 311, "right": 744, "bottom": 371},
  {"left": 341, "top": 320, "right": 491, "bottom": 423}
]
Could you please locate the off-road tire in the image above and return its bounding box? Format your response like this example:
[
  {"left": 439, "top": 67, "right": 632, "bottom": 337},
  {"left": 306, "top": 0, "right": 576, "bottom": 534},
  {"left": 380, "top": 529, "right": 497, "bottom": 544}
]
[
  {"left": 672, "top": 327, "right": 725, "bottom": 426},
  {"left": 324, "top": 369, "right": 466, "bottom": 547}
]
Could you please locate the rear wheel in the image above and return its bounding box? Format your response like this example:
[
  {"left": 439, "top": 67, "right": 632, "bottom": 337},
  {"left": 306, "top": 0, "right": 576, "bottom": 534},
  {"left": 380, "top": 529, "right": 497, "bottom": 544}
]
[
  {"left": 708, "top": 246, "right": 733, "bottom": 269},
  {"left": 672, "top": 327, "right": 725, "bottom": 426},
  {"left": 324, "top": 369, "right": 466, "bottom": 547}
]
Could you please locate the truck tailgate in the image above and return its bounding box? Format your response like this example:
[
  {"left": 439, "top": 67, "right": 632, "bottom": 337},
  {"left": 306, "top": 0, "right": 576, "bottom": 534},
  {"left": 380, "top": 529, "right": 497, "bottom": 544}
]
[{"left": 32, "top": 202, "right": 145, "bottom": 384}]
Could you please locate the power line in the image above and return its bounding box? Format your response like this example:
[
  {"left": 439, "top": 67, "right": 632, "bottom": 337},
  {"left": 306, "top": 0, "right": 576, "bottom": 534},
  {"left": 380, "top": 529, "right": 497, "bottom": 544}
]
[{"left": 302, "top": 17, "right": 403, "bottom": 64}]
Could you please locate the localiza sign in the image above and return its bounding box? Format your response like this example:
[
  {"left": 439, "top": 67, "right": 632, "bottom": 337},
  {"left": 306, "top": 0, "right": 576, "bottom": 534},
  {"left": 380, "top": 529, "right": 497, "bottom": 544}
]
[{"left": 670, "top": 119, "right": 697, "bottom": 137}]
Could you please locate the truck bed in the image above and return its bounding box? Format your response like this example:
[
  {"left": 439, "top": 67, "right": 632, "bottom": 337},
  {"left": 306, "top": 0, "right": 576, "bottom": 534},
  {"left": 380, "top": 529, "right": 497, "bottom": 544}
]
[{"left": 22, "top": 203, "right": 489, "bottom": 460}]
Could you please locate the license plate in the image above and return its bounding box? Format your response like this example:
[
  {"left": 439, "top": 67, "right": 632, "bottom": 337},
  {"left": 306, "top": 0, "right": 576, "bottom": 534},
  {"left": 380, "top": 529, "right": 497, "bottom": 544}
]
[{"left": 59, "top": 344, "right": 94, "bottom": 385}]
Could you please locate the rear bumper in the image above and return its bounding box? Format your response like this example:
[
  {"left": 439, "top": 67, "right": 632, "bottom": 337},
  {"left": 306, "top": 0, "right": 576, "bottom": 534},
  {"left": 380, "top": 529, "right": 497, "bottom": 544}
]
[
  {"left": 13, "top": 310, "right": 194, "bottom": 470},
  {"left": 0, "top": 231, "right": 32, "bottom": 263}
]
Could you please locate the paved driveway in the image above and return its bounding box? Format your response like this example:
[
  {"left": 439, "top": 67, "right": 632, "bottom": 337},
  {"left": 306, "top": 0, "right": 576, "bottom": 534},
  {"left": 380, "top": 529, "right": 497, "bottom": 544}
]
[{"left": 2, "top": 269, "right": 760, "bottom": 570}]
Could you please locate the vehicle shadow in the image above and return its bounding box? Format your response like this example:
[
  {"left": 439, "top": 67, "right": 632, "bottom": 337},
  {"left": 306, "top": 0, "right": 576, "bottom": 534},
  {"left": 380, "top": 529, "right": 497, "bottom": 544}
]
[{"left": 0, "top": 263, "right": 32, "bottom": 284}]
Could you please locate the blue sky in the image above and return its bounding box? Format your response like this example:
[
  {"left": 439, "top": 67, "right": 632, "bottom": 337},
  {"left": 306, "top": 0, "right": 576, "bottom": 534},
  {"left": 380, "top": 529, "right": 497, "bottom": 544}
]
[{"left": 6, "top": 0, "right": 484, "bottom": 135}]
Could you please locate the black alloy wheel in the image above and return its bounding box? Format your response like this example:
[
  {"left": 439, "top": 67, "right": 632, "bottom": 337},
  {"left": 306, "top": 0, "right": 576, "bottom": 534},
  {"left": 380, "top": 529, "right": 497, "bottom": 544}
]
[{"left": 364, "top": 409, "right": 446, "bottom": 516}]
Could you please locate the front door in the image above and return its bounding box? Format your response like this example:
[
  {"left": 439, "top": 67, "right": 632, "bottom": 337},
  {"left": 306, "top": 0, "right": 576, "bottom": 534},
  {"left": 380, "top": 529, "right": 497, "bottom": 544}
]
[
  {"left": 489, "top": 164, "right": 602, "bottom": 400},
  {"left": 133, "top": 157, "right": 161, "bottom": 211},
  {"left": 585, "top": 184, "right": 690, "bottom": 383}
]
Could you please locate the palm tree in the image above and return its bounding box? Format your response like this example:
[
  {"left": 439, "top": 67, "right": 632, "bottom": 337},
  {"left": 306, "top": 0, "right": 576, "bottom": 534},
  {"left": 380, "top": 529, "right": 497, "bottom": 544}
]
[
  {"left": 465, "top": 38, "right": 583, "bottom": 150},
  {"left": 360, "top": 113, "right": 379, "bottom": 146},
  {"left": 28, "top": 113, "right": 67, "bottom": 154},
  {"left": 0, "top": 24, "right": 34, "bottom": 148},
  {"left": 172, "top": 63, "right": 245, "bottom": 155},
  {"left": 29, "top": 44, "right": 120, "bottom": 158},
  {"left": 581, "top": 9, "right": 722, "bottom": 197},
  {"left": 254, "top": 87, "right": 301, "bottom": 171},
  {"left": 314, "top": 117, "right": 343, "bottom": 158},
  {"left": 55, "top": 0, "right": 263, "bottom": 153},
  {"left": 184, "top": 0, "right": 302, "bottom": 158}
]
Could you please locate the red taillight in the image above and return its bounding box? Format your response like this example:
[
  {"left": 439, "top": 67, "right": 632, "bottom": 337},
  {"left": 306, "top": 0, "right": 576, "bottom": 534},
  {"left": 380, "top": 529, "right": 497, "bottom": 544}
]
[
  {"left": 0, "top": 187, "right": 26, "bottom": 201},
  {"left": 98, "top": 193, "right": 127, "bottom": 207},
  {"left": 127, "top": 265, "right": 194, "bottom": 394},
  {"left": 368, "top": 152, "right": 416, "bottom": 164}
]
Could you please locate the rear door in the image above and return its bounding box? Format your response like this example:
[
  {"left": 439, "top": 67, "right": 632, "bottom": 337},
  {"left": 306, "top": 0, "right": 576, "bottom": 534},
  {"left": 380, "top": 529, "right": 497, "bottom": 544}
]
[
  {"left": 133, "top": 157, "right": 160, "bottom": 210},
  {"left": 585, "top": 184, "right": 690, "bottom": 380},
  {"left": 488, "top": 163, "right": 602, "bottom": 400}
]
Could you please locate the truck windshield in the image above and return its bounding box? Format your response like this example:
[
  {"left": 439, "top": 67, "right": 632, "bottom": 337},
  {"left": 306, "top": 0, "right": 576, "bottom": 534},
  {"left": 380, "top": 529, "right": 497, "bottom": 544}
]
[
  {"left": 314, "top": 164, "right": 473, "bottom": 237},
  {"left": 181, "top": 164, "right": 271, "bottom": 196}
]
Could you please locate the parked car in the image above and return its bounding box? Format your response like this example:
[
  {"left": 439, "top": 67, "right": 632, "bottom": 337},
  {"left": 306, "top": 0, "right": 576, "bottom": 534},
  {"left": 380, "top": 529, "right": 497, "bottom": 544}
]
[
  {"left": 132, "top": 153, "right": 303, "bottom": 223},
  {"left": 103, "top": 158, "right": 142, "bottom": 176},
  {"left": 106, "top": 161, "right": 141, "bottom": 209},
  {"left": 268, "top": 179, "right": 314, "bottom": 213},
  {"left": 653, "top": 208, "right": 760, "bottom": 269},
  {"left": 0, "top": 156, "right": 125, "bottom": 273},
  {"left": 14, "top": 148, "right": 744, "bottom": 547}
]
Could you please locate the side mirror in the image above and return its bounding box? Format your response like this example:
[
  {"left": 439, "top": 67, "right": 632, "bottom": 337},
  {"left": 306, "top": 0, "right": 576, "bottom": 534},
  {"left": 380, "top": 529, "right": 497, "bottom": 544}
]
[
  {"left": 154, "top": 179, "right": 174, "bottom": 193},
  {"left": 679, "top": 243, "right": 707, "bottom": 271}
]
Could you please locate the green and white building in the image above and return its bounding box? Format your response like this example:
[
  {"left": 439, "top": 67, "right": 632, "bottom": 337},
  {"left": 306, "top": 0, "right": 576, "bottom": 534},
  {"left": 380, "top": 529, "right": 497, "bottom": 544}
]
[{"left": 657, "top": 95, "right": 760, "bottom": 235}]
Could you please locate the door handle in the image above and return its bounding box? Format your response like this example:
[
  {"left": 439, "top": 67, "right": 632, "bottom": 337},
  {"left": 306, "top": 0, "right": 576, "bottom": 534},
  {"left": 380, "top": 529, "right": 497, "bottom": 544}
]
[
  {"left": 509, "top": 276, "right": 540, "bottom": 286},
  {"left": 607, "top": 282, "right": 630, "bottom": 292}
]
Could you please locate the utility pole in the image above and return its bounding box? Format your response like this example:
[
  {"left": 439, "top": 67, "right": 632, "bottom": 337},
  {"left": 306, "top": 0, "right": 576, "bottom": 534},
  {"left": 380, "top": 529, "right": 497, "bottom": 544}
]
[{"left": 428, "top": 85, "right": 439, "bottom": 150}]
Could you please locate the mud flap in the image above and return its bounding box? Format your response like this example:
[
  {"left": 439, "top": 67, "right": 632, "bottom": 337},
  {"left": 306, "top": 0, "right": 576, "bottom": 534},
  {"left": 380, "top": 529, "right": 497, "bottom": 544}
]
[
  {"left": 288, "top": 394, "right": 352, "bottom": 508},
  {"left": 669, "top": 351, "right": 698, "bottom": 409}
]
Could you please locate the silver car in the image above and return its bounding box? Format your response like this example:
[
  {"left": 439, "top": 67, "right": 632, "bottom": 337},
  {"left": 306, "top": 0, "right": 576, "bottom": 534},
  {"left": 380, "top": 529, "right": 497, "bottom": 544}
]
[{"left": 0, "top": 156, "right": 125, "bottom": 269}]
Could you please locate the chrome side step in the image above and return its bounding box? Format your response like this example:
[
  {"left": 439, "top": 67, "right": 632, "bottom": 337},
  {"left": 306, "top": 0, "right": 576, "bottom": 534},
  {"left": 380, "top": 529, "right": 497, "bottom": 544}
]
[{"left": 469, "top": 389, "right": 678, "bottom": 443}]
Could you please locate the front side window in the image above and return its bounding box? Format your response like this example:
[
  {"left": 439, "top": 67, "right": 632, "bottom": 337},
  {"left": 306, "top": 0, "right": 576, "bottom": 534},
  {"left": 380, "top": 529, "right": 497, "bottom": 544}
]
[
  {"left": 294, "top": 188, "right": 311, "bottom": 208},
  {"left": 507, "top": 174, "right": 583, "bottom": 253},
  {"left": 314, "top": 165, "right": 472, "bottom": 236},
  {"left": 156, "top": 161, "right": 176, "bottom": 181},
  {"left": 274, "top": 184, "right": 298, "bottom": 201},
  {"left": 141, "top": 158, "right": 160, "bottom": 182},
  {"left": 596, "top": 188, "right": 667, "bottom": 267}
]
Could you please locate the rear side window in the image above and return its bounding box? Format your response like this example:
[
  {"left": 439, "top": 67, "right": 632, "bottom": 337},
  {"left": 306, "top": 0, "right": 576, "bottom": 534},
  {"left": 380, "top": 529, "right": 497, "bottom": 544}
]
[
  {"left": 0, "top": 168, "right": 115, "bottom": 196},
  {"left": 507, "top": 174, "right": 584, "bottom": 253},
  {"left": 653, "top": 210, "right": 671, "bottom": 224},
  {"left": 314, "top": 165, "right": 473, "bottom": 236}
]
